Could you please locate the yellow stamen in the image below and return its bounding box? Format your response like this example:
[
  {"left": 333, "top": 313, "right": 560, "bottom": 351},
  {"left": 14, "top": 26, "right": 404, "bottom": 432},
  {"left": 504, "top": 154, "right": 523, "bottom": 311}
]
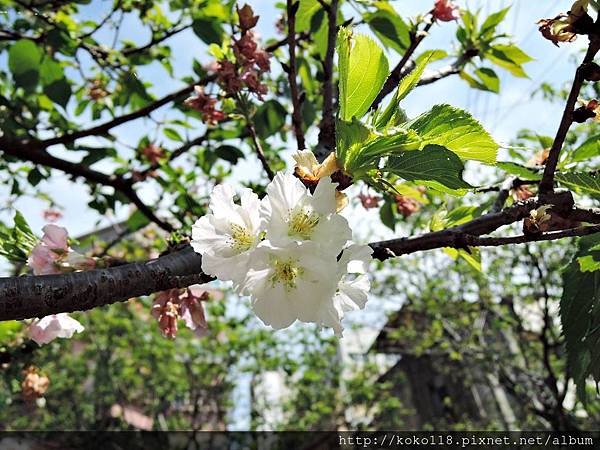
[
  {"left": 269, "top": 257, "right": 303, "bottom": 291},
  {"left": 288, "top": 208, "right": 320, "bottom": 239},
  {"left": 229, "top": 224, "right": 255, "bottom": 252}
]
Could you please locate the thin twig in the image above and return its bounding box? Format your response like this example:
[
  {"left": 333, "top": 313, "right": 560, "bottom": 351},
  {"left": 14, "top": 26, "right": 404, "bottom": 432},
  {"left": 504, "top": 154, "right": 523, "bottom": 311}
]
[
  {"left": 369, "top": 19, "right": 435, "bottom": 111},
  {"left": 246, "top": 121, "right": 275, "bottom": 180}
]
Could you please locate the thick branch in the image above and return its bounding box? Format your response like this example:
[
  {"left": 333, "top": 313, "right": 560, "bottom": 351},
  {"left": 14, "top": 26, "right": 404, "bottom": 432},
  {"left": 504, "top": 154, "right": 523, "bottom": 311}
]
[
  {"left": 316, "top": 0, "right": 339, "bottom": 160},
  {"left": 0, "top": 247, "right": 212, "bottom": 321},
  {"left": 539, "top": 35, "right": 600, "bottom": 197},
  {"left": 4, "top": 200, "right": 600, "bottom": 321}
]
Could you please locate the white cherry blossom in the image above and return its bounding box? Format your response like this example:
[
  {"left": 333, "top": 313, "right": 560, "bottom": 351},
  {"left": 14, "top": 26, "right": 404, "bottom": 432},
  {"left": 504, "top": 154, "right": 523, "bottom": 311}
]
[
  {"left": 260, "top": 172, "right": 351, "bottom": 253},
  {"left": 191, "top": 183, "right": 262, "bottom": 292}
]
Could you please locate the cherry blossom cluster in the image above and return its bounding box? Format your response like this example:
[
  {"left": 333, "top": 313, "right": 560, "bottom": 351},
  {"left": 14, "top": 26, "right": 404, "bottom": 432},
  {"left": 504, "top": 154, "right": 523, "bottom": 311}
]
[
  {"left": 191, "top": 153, "right": 372, "bottom": 337},
  {"left": 26, "top": 225, "right": 93, "bottom": 345},
  {"left": 184, "top": 86, "right": 227, "bottom": 125},
  {"left": 217, "top": 4, "right": 271, "bottom": 99},
  {"left": 184, "top": 4, "right": 271, "bottom": 125},
  {"left": 151, "top": 287, "right": 209, "bottom": 339},
  {"left": 28, "top": 224, "right": 96, "bottom": 276}
]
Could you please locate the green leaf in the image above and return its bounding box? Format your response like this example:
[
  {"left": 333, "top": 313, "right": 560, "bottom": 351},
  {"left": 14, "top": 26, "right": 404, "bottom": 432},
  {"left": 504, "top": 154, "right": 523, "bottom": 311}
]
[
  {"left": 497, "top": 162, "right": 542, "bottom": 180},
  {"left": 164, "top": 127, "right": 184, "bottom": 142},
  {"left": 296, "top": 0, "right": 321, "bottom": 32},
  {"left": 570, "top": 134, "right": 600, "bottom": 163},
  {"left": 127, "top": 209, "right": 151, "bottom": 232},
  {"left": 254, "top": 100, "right": 287, "bottom": 139},
  {"left": 561, "top": 235, "right": 600, "bottom": 402},
  {"left": 385, "top": 144, "right": 472, "bottom": 194},
  {"left": 337, "top": 29, "right": 389, "bottom": 121},
  {"left": 556, "top": 172, "right": 600, "bottom": 196},
  {"left": 488, "top": 44, "right": 533, "bottom": 78},
  {"left": 44, "top": 78, "right": 71, "bottom": 108},
  {"left": 474, "top": 67, "right": 500, "bottom": 93},
  {"left": 8, "top": 39, "right": 42, "bottom": 90},
  {"left": 215, "top": 145, "right": 244, "bottom": 164},
  {"left": 337, "top": 119, "right": 421, "bottom": 176},
  {"left": 407, "top": 104, "right": 499, "bottom": 164},
  {"left": 365, "top": 7, "right": 410, "bottom": 54},
  {"left": 379, "top": 199, "right": 396, "bottom": 231},
  {"left": 480, "top": 7, "right": 510, "bottom": 36},
  {"left": 192, "top": 18, "right": 223, "bottom": 44}
]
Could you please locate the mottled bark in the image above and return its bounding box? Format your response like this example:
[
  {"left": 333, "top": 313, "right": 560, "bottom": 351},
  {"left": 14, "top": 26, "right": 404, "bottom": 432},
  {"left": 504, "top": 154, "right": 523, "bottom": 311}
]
[{"left": 0, "top": 246, "right": 213, "bottom": 321}]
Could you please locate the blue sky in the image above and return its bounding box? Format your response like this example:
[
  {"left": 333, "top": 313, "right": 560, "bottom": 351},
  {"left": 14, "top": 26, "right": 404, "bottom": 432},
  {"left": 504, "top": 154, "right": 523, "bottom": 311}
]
[{"left": 0, "top": 0, "right": 585, "bottom": 275}]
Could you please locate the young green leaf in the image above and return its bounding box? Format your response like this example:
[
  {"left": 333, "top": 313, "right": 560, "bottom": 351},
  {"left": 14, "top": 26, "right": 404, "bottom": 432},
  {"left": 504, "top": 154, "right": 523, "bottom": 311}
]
[
  {"left": 569, "top": 134, "right": 600, "bottom": 163},
  {"left": 374, "top": 54, "right": 433, "bottom": 130},
  {"left": 385, "top": 144, "right": 472, "bottom": 194},
  {"left": 337, "top": 29, "right": 389, "bottom": 121},
  {"left": 407, "top": 104, "right": 499, "bottom": 164}
]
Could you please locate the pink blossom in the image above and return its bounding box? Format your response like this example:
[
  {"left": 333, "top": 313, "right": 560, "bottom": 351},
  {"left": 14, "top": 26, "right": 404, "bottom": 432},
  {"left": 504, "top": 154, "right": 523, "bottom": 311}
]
[
  {"left": 254, "top": 49, "right": 271, "bottom": 72},
  {"left": 41, "top": 224, "right": 68, "bottom": 251},
  {"left": 28, "top": 245, "right": 61, "bottom": 275},
  {"left": 234, "top": 32, "right": 258, "bottom": 62},
  {"left": 241, "top": 70, "right": 268, "bottom": 99},
  {"left": 432, "top": 0, "right": 460, "bottom": 22},
  {"left": 141, "top": 144, "right": 164, "bottom": 164},
  {"left": 357, "top": 193, "right": 381, "bottom": 210},
  {"left": 184, "top": 86, "right": 226, "bottom": 125},
  {"left": 28, "top": 313, "right": 85, "bottom": 345},
  {"left": 28, "top": 224, "right": 96, "bottom": 276}
]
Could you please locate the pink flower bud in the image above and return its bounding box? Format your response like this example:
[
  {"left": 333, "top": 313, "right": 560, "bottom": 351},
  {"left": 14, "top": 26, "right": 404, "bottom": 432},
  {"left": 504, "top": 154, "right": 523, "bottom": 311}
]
[
  {"left": 432, "top": 0, "right": 461, "bottom": 22},
  {"left": 42, "top": 210, "right": 63, "bottom": 222}
]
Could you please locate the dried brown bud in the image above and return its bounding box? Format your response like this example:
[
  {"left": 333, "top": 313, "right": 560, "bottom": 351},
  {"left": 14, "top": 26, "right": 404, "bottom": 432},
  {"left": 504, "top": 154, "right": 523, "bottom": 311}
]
[
  {"left": 21, "top": 366, "right": 49, "bottom": 401},
  {"left": 237, "top": 4, "right": 259, "bottom": 31},
  {"left": 573, "top": 99, "right": 599, "bottom": 123},
  {"left": 394, "top": 195, "right": 420, "bottom": 218},
  {"left": 582, "top": 62, "right": 600, "bottom": 82}
]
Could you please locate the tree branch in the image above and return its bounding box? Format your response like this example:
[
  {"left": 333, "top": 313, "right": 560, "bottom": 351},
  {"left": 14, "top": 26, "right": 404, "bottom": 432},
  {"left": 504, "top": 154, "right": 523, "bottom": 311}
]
[
  {"left": 0, "top": 137, "right": 174, "bottom": 232},
  {"left": 0, "top": 246, "right": 212, "bottom": 321},
  {"left": 286, "top": 0, "right": 306, "bottom": 150},
  {"left": 39, "top": 75, "right": 216, "bottom": 148},
  {"left": 369, "top": 20, "right": 434, "bottom": 111},
  {"left": 538, "top": 35, "right": 600, "bottom": 197},
  {"left": 4, "top": 198, "right": 600, "bottom": 321},
  {"left": 315, "top": 0, "right": 339, "bottom": 161},
  {"left": 35, "top": 35, "right": 293, "bottom": 149}
]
